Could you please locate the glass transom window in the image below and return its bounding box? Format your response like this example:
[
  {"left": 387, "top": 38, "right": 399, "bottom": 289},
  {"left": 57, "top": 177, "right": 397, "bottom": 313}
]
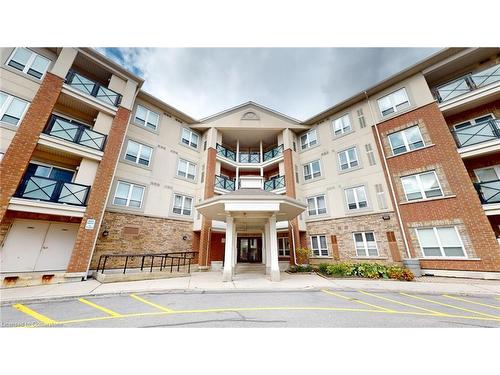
[
  {"left": 307, "top": 195, "right": 327, "bottom": 216},
  {"left": 310, "top": 235, "right": 328, "bottom": 257},
  {"left": 354, "top": 232, "right": 379, "bottom": 257},
  {"left": 134, "top": 105, "right": 160, "bottom": 130},
  {"left": 300, "top": 129, "right": 318, "bottom": 150},
  {"left": 113, "top": 181, "right": 145, "bottom": 208},
  {"left": 388, "top": 126, "right": 424, "bottom": 155},
  {"left": 0, "top": 92, "right": 29, "bottom": 126},
  {"left": 416, "top": 227, "right": 466, "bottom": 258},
  {"left": 332, "top": 114, "right": 352, "bottom": 136},
  {"left": 181, "top": 128, "right": 199, "bottom": 149},
  {"left": 338, "top": 147, "right": 359, "bottom": 170},
  {"left": 377, "top": 88, "right": 410, "bottom": 117},
  {"left": 401, "top": 171, "right": 443, "bottom": 201},
  {"left": 125, "top": 140, "right": 153, "bottom": 166},
  {"left": 177, "top": 159, "right": 197, "bottom": 180},
  {"left": 345, "top": 186, "right": 368, "bottom": 210},
  {"left": 173, "top": 194, "right": 193, "bottom": 216},
  {"left": 6, "top": 48, "right": 51, "bottom": 79},
  {"left": 303, "top": 160, "right": 321, "bottom": 181}
]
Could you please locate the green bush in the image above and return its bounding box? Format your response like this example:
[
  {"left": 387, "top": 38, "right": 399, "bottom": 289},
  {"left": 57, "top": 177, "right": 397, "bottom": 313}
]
[
  {"left": 316, "top": 262, "right": 414, "bottom": 281},
  {"left": 288, "top": 264, "right": 314, "bottom": 273}
]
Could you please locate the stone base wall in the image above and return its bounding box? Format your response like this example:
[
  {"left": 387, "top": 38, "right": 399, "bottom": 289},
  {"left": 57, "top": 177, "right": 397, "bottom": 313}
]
[{"left": 91, "top": 211, "right": 195, "bottom": 270}]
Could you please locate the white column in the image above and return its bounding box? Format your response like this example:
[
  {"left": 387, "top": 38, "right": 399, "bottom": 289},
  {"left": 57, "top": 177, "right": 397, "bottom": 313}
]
[
  {"left": 236, "top": 139, "right": 240, "bottom": 163},
  {"left": 223, "top": 215, "right": 234, "bottom": 282},
  {"left": 264, "top": 221, "right": 271, "bottom": 275},
  {"left": 259, "top": 139, "right": 263, "bottom": 163},
  {"left": 232, "top": 228, "right": 237, "bottom": 267},
  {"left": 268, "top": 214, "right": 280, "bottom": 281},
  {"left": 235, "top": 167, "right": 239, "bottom": 191}
]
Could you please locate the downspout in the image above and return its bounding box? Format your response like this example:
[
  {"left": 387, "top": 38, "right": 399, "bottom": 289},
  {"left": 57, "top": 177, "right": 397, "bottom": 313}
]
[
  {"left": 290, "top": 220, "right": 299, "bottom": 266},
  {"left": 364, "top": 91, "right": 412, "bottom": 259}
]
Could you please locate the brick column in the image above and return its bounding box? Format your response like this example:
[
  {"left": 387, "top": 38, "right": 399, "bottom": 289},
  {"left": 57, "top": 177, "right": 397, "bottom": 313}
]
[
  {"left": 198, "top": 147, "right": 216, "bottom": 268},
  {"left": 0, "top": 73, "right": 64, "bottom": 222},
  {"left": 283, "top": 147, "right": 301, "bottom": 265},
  {"left": 66, "top": 107, "right": 131, "bottom": 273}
]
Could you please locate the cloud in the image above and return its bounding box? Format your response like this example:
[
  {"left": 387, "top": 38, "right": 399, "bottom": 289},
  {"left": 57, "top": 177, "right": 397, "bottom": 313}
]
[{"left": 99, "top": 47, "right": 439, "bottom": 120}]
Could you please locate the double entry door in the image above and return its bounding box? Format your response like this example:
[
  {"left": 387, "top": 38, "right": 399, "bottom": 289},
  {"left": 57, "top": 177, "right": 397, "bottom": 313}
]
[{"left": 237, "top": 237, "right": 262, "bottom": 263}]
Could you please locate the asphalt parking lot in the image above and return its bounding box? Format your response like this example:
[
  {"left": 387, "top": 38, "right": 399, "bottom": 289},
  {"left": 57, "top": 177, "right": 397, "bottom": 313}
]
[{"left": 1, "top": 289, "right": 500, "bottom": 328}]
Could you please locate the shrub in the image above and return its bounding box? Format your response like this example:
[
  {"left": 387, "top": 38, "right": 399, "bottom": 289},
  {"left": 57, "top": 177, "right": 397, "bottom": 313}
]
[
  {"left": 326, "top": 262, "right": 353, "bottom": 277},
  {"left": 296, "top": 247, "right": 311, "bottom": 264},
  {"left": 387, "top": 266, "right": 414, "bottom": 281},
  {"left": 288, "top": 264, "right": 313, "bottom": 273},
  {"left": 317, "top": 263, "right": 329, "bottom": 275},
  {"left": 316, "top": 262, "right": 414, "bottom": 281}
]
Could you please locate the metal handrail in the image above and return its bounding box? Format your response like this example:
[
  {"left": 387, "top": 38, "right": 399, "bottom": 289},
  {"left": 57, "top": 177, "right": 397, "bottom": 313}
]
[
  {"left": 263, "top": 144, "right": 284, "bottom": 161},
  {"left": 239, "top": 151, "right": 260, "bottom": 163},
  {"left": 65, "top": 69, "right": 122, "bottom": 107},
  {"left": 451, "top": 119, "right": 500, "bottom": 148},
  {"left": 216, "top": 143, "right": 236, "bottom": 161},
  {"left": 215, "top": 175, "right": 236, "bottom": 191},
  {"left": 474, "top": 179, "right": 500, "bottom": 204},
  {"left": 264, "top": 175, "right": 286, "bottom": 191}
]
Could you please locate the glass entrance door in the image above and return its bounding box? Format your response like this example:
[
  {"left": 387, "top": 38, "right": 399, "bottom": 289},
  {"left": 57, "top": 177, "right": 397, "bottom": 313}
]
[{"left": 237, "top": 237, "right": 262, "bottom": 263}]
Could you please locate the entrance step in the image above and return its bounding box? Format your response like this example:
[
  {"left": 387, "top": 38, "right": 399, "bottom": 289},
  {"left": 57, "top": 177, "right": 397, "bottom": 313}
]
[{"left": 235, "top": 263, "right": 266, "bottom": 274}]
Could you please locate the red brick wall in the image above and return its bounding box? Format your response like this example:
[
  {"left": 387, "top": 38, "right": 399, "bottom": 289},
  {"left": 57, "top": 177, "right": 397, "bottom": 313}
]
[
  {"left": 444, "top": 99, "right": 500, "bottom": 126},
  {"left": 283, "top": 148, "right": 301, "bottom": 264},
  {"left": 209, "top": 232, "right": 225, "bottom": 261},
  {"left": 198, "top": 147, "right": 216, "bottom": 267},
  {"left": 374, "top": 102, "right": 500, "bottom": 272}
]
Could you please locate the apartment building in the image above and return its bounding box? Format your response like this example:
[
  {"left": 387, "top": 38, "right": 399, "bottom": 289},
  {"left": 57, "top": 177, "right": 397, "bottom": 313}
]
[{"left": 0, "top": 47, "right": 499, "bottom": 286}]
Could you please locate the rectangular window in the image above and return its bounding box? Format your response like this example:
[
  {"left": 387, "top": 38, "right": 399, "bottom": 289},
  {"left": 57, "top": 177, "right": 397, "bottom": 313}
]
[
  {"left": 354, "top": 232, "right": 379, "bottom": 257},
  {"left": 310, "top": 235, "right": 328, "bottom": 257},
  {"left": 388, "top": 126, "right": 424, "bottom": 155},
  {"left": 401, "top": 171, "right": 443, "bottom": 201},
  {"left": 416, "top": 227, "right": 466, "bottom": 258},
  {"left": 345, "top": 186, "right": 368, "bottom": 210},
  {"left": 113, "top": 181, "right": 145, "bottom": 208},
  {"left": 307, "top": 195, "right": 327, "bottom": 216},
  {"left": 0, "top": 91, "right": 29, "bottom": 126},
  {"left": 454, "top": 114, "right": 495, "bottom": 130},
  {"left": 300, "top": 129, "right": 318, "bottom": 150},
  {"left": 377, "top": 87, "right": 410, "bottom": 117},
  {"left": 303, "top": 160, "right": 321, "bottom": 181},
  {"left": 365, "top": 143, "right": 376, "bottom": 166},
  {"left": 124, "top": 140, "right": 153, "bottom": 166},
  {"left": 338, "top": 147, "right": 359, "bottom": 171},
  {"left": 357, "top": 108, "right": 366, "bottom": 128},
  {"left": 177, "top": 159, "right": 197, "bottom": 181},
  {"left": 278, "top": 237, "right": 290, "bottom": 257},
  {"left": 375, "top": 183, "right": 388, "bottom": 210},
  {"left": 295, "top": 165, "right": 299, "bottom": 184},
  {"left": 332, "top": 114, "right": 352, "bottom": 136},
  {"left": 6, "top": 48, "right": 50, "bottom": 79},
  {"left": 134, "top": 105, "right": 160, "bottom": 130},
  {"left": 173, "top": 194, "right": 193, "bottom": 216},
  {"left": 181, "top": 128, "right": 199, "bottom": 149}
]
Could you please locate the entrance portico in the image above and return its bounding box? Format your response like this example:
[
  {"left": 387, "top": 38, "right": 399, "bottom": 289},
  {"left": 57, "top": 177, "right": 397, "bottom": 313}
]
[{"left": 195, "top": 176, "right": 306, "bottom": 282}]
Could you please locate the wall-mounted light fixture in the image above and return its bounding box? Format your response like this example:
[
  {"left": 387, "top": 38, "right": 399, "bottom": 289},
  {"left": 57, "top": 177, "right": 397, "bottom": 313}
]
[
  {"left": 382, "top": 214, "right": 391, "bottom": 221},
  {"left": 102, "top": 225, "right": 110, "bottom": 237},
  {"left": 182, "top": 235, "right": 189, "bottom": 241}
]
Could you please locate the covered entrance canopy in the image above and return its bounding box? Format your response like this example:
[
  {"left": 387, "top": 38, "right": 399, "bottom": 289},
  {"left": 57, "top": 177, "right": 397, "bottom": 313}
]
[{"left": 195, "top": 179, "right": 306, "bottom": 281}]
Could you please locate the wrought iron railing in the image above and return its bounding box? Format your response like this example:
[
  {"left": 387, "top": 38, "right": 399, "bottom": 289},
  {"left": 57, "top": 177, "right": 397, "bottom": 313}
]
[
  {"left": 215, "top": 175, "right": 236, "bottom": 191},
  {"left": 239, "top": 151, "right": 260, "bottom": 163},
  {"left": 433, "top": 63, "right": 500, "bottom": 103},
  {"left": 263, "top": 144, "right": 284, "bottom": 162},
  {"left": 475, "top": 180, "right": 500, "bottom": 204},
  {"left": 264, "top": 176, "right": 286, "bottom": 191},
  {"left": 216, "top": 143, "right": 236, "bottom": 161},
  {"left": 65, "top": 70, "right": 122, "bottom": 107},
  {"left": 451, "top": 119, "right": 500, "bottom": 148},
  {"left": 15, "top": 175, "right": 90, "bottom": 206},
  {"left": 44, "top": 114, "right": 107, "bottom": 151}
]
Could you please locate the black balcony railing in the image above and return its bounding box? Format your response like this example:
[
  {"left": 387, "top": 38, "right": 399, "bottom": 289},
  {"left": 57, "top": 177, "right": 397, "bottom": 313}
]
[
  {"left": 264, "top": 176, "right": 286, "bottom": 191},
  {"left": 433, "top": 63, "right": 500, "bottom": 103},
  {"left": 451, "top": 119, "right": 500, "bottom": 148},
  {"left": 239, "top": 151, "right": 260, "bottom": 163},
  {"left": 44, "top": 115, "right": 107, "bottom": 151},
  {"left": 65, "top": 70, "right": 122, "bottom": 107},
  {"left": 215, "top": 175, "right": 236, "bottom": 191},
  {"left": 216, "top": 143, "right": 236, "bottom": 161},
  {"left": 15, "top": 175, "right": 90, "bottom": 206},
  {"left": 263, "top": 144, "right": 284, "bottom": 162},
  {"left": 475, "top": 180, "right": 500, "bottom": 204}
]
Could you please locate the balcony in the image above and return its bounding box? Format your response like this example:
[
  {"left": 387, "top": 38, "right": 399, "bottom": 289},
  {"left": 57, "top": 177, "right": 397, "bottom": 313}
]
[
  {"left": 15, "top": 175, "right": 90, "bottom": 206},
  {"left": 475, "top": 180, "right": 500, "bottom": 205},
  {"left": 216, "top": 143, "right": 284, "bottom": 165},
  {"left": 239, "top": 151, "right": 260, "bottom": 163},
  {"left": 216, "top": 144, "right": 236, "bottom": 161},
  {"left": 263, "top": 144, "right": 284, "bottom": 162},
  {"left": 451, "top": 120, "right": 500, "bottom": 148},
  {"left": 65, "top": 70, "right": 122, "bottom": 107},
  {"left": 214, "top": 175, "right": 235, "bottom": 191},
  {"left": 264, "top": 176, "right": 286, "bottom": 192},
  {"left": 43, "top": 115, "right": 107, "bottom": 151}
]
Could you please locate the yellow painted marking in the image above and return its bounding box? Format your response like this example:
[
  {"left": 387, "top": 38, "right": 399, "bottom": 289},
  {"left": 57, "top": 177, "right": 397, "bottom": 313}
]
[
  {"left": 130, "top": 294, "right": 174, "bottom": 313},
  {"left": 13, "top": 303, "right": 57, "bottom": 325},
  {"left": 443, "top": 295, "right": 500, "bottom": 311},
  {"left": 78, "top": 298, "right": 122, "bottom": 317},
  {"left": 400, "top": 293, "right": 500, "bottom": 320},
  {"left": 321, "top": 289, "right": 395, "bottom": 312},
  {"left": 358, "top": 290, "right": 448, "bottom": 316}
]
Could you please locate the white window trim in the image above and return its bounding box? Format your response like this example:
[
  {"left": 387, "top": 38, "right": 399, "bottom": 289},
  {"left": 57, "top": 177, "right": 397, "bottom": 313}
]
[
  {"left": 473, "top": 164, "right": 500, "bottom": 182},
  {"left": 332, "top": 113, "right": 352, "bottom": 136},
  {"left": 134, "top": 104, "right": 160, "bottom": 131},
  {"left": 28, "top": 161, "right": 76, "bottom": 182},
  {"left": 377, "top": 87, "right": 411, "bottom": 117},
  {"left": 387, "top": 126, "right": 425, "bottom": 156},
  {"left": 307, "top": 194, "right": 327, "bottom": 216},
  {"left": 0, "top": 92, "right": 30, "bottom": 127},
  {"left": 353, "top": 232, "right": 379, "bottom": 257},
  {"left": 453, "top": 113, "right": 495, "bottom": 130},
  {"left": 310, "top": 235, "right": 329, "bottom": 257},
  {"left": 278, "top": 237, "right": 290, "bottom": 257},
  {"left": 415, "top": 226, "right": 467, "bottom": 259},
  {"left": 338, "top": 147, "right": 359, "bottom": 171},
  {"left": 172, "top": 193, "right": 193, "bottom": 216},
  {"left": 300, "top": 129, "right": 318, "bottom": 150},
  {"left": 345, "top": 185, "right": 368, "bottom": 210},
  {"left": 113, "top": 181, "right": 145, "bottom": 208},
  {"left": 176, "top": 158, "right": 197, "bottom": 181},
  {"left": 181, "top": 127, "right": 200, "bottom": 149},
  {"left": 125, "top": 140, "right": 153, "bottom": 167},
  {"left": 303, "top": 160, "right": 322, "bottom": 181},
  {"left": 401, "top": 171, "right": 444, "bottom": 201},
  {"left": 6, "top": 48, "right": 51, "bottom": 80}
]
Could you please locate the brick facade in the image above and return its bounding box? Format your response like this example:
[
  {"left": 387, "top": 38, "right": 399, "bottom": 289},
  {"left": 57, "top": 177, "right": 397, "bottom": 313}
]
[
  {"left": 198, "top": 147, "right": 216, "bottom": 267},
  {"left": 283, "top": 147, "right": 301, "bottom": 264}
]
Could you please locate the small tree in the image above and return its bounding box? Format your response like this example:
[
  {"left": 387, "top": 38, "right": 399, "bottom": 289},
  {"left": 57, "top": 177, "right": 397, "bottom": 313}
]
[{"left": 296, "top": 247, "right": 311, "bottom": 265}]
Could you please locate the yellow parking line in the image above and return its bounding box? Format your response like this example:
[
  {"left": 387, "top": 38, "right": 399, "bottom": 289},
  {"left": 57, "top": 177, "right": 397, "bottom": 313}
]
[
  {"left": 358, "top": 290, "right": 448, "bottom": 316},
  {"left": 130, "top": 294, "right": 174, "bottom": 313},
  {"left": 400, "top": 293, "right": 500, "bottom": 320},
  {"left": 13, "top": 303, "right": 57, "bottom": 325},
  {"left": 321, "top": 289, "right": 395, "bottom": 312},
  {"left": 78, "top": 298, "right": 122, "bottom": 317},
  {"left": 443, "top": 295, "right": 500, "bottom": 311}
]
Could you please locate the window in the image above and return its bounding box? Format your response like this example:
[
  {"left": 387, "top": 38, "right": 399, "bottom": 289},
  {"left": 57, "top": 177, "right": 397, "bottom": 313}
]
[
  {"left": 474, "top": 165, "right": 500, "bottom": 183},
  {"left": 388, "top": 126, "right": 424, "bottom": 155},
  {"left": 303, "top": 160, "right": 321, "bottom": 181},
  {"left": 26, "top": 162, "right": 75, "bottom": 182},
  {"left": 307, "top": 195, "right": 327, "bottom": 216},
  {"left": 173, "top": 194, "right": 193, "bottom": 216},
  {"left": 401, "top": 171, "right": 443, "bottom": 201},
  {"left": 177, "top": 159, "right": 197, "bottom": 181},
  {"left": 338, "top": 147, "right": 359, "bottom": 170},
  {"left": 300, "top": 129, "right": 317, "bottom": 150},
  {"left": 454, "top": 114, "right": 495, "bottom": 130},
  {"left": 134, "top": 105, "right": 160, "bottom": 130},
  {"left": 295, "top": 165, "right": 299, "bottom": 184},
  {"left": 332, "top": 114, "right": 352, "bottom": 136},
  {"left": 0, "top": 92, "right": 29, "bottom": 126},
  {"left": 377, "top": 88, "right": 410, "bottom": 117},
  {"left": 357, "top": 108, "right": 366, "bottom": 128},
  {"left": 278, "top": 237, "right": 290, "bottom": 256},
  {"left": 181, "top": 128, "right": 199, "bottom": 149},
  {"left": 375, "top": 183, "right": 388, "bottom": 209},
  {"left": 6, "top": 48, "right": 50, "bottom": 79},
  {"left": 310, "top": 235, "right": 328, "bottom": 257},
  {"left": 124, "top": 140, "right": 153, "bottom": 166},
  {"left": 113, "top": 181, "right": 145, "bottom": 208},
  {"left": 345, "top": 186, "right": 368, "bottom": 210},
  {"left": 354, "top": 232, "right": 379, "bottom": 257},
  {"left": 365, "top": 143, "right": 376, "bottom": 166},
  {"left": 416, "top": 227, "right": 466, "bottom": 258}
]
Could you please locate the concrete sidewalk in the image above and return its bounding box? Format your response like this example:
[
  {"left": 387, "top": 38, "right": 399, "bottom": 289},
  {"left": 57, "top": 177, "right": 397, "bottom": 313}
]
[{"left": 1, "top": 271, "right": 500, "bottom": 304}]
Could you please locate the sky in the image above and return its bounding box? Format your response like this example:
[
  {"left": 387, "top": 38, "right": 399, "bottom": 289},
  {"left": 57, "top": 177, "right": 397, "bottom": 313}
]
[{"left": 99, "top": 48, "right": 439, "bottom": 121}]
